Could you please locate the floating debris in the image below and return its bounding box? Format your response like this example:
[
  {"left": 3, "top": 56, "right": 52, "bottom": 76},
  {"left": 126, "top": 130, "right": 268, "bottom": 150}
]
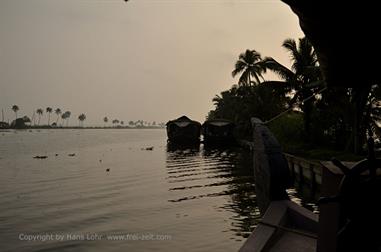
[
  {"left": 106, "top": 168, "right": 110, "bottom": 172},
  {"left": 55, "top": 154, "right": 59, "bottom": 156},
  {"left": 33, "top": 155, "right": 48, "bottom": 159},
  {"left": 99, "top": 159, "right": 102, "bottom": 163},
  {"left": 68, "top": 153, "right": 76, "bottom": 157},
  {"left": 143, "top": 146, "right": 154, "bottom": 151}
]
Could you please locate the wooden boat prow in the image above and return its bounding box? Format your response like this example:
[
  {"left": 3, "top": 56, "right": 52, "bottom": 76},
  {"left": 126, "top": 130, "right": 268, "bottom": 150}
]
[
  {"left": 240, "top": 200, "right": 318, "bottom": 252},
  {"left": 240, "top": 118, "right": 319, "bottom": 251}
]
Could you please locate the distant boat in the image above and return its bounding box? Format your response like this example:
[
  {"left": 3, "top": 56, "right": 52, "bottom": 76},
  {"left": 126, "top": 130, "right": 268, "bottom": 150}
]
[
  {"left": 166, "top": 116, "right": 201, "bottom": 144},
  {"left": 202, "top": 119, "right": 235, "bottom": 145}
]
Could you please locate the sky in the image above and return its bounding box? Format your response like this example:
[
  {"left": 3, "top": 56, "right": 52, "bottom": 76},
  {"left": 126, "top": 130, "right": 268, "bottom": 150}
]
[{"left": 0, "top": 0, "right": 303, "bottom": 126}]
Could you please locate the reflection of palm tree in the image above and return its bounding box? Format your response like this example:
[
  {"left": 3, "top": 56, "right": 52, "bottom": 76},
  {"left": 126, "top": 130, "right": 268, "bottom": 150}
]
[
  {"left": 46, "top": 107, "right": 52, "bottom": 125},
  {"left": 232, "top": 49, "right": 265, "bottom": 86},
  {"left": 36, "top": 108, "right": 43, "bottom": 126},
  {"left": 12, "top": 105, "right": 19, "bottom": 120},
  {"left": 78, "top": 113, "right": 86, "bottom": 127},
  {"left": 103, "top": 116, "right": 108, "bottom": 127},
  {"left": 55, "top": 108, "right": 62, "bottom": 124}
]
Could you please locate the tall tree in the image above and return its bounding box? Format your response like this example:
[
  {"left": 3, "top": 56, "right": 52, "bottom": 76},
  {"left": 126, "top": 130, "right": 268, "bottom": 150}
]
[
  {"left": 46, "top": 107, "right": 53, "bottom": 125},
  {"left": 232, "top": 49, "right": 266, "bottom": 86},
  {"left": 103, "top": 116, "right": 108, "bottom": 127},
  {"left": 36, "top": 108, "right": 43, "bottom": 126},
  {"left": 55, "top": 108, "right": 62, "bottom": 124},
  {"left": 262, "top": 37, "right": 322, "bottom": 136},
  {"left": 11, "top": 105, "right": 19, "bottom": 120},
  {"left": 64, "top": 111, "right": 71, "bottom": 127},
  {"left": 78, "top": 113, "right": 86, "bottom": 127},
  {"left": 61, "top": 113, "right": 67, "bottom": 127},
  {"left": 112, "top": 119, "right": 119, "bottom": 127}
]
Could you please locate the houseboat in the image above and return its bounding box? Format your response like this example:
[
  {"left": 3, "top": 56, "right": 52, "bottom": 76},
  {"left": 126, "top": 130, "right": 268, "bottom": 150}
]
[
  {"left": 166, "top": 116, "right": 201, "bottom": 144},
  {"left": 202, "top": 119, "right": 235, "bottom": 145}
]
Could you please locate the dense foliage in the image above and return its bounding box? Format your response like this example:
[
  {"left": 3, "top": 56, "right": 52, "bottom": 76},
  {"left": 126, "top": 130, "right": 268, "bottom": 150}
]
[{"left": 208, "top": 37, "right": 381, "bottom": 155}]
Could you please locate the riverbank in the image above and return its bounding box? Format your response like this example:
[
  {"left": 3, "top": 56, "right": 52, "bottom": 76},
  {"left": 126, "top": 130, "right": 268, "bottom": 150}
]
[{"left": 0, "top": 126, "right": 165, "bottom": 130}]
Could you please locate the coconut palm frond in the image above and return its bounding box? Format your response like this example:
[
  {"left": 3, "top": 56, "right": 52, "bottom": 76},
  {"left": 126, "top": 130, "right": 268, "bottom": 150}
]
[
  {"left": 232, "top": 60, "right": 246, "bottom": 77},
  {"left": 262, "top": 57, "right": 295, "bottom": 82},
  {"left": 238, "top": 70, "right": 250, "bottom": 86}
]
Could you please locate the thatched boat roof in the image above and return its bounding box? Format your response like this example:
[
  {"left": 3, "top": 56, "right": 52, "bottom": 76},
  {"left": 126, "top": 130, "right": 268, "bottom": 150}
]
[{"left": 166, "top": 116, "right": 201, "bottom": 127}]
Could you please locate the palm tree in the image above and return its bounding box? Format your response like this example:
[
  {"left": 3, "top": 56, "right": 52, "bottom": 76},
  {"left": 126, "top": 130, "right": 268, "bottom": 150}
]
[
  {"left": 61, "top": 113, "right": 67, "bottom": 127},
  {"left": 11, "top": 105, "right": 19, "bottom": 120},
  {"left": 103, "top": 116, "right": 108, "bottom": 127},
  {"left": 120, "top": 121, "right": 124, "bottom": 126},
  {"left": 232, "top": 49, "right": 266, "bottom": 86},
  {"left": 36, "top": 108, "right": 43, "bottom": 126},
  {"left": 64, "top": 111, "right": 71, "bottom": 127},
  {"left": 55, "top": 108, "right": 62, "bottom": 124},
  {"left": 262, "top": 37, "right": 322, "bottom": 135},
  {"left": 129, "top": 121, "right": 135, "bottom": 127},
  {"left": 112, "top": 119, "right": 119, "bottom": 127},
  {"left": 78, "top": 113, "right": 86, "bottom": 127},
  {"left": 46, "top": 107, "right": 53, "bottom": 125}
]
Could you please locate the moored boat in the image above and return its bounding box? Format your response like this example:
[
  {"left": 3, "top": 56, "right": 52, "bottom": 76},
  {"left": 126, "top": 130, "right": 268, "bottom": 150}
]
[
  {"left": 166, "top": 116, "right": 201, "bottom": 144},
  {"left": 240, "top": 117, "right": 381, "bottom": 252},
  {"left": 202, "top": 119, "right": 235, "bottom": 145}
]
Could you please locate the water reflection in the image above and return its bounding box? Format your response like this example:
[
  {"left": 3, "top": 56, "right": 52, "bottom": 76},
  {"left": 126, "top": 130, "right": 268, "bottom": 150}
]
[{"left": 165, "top": 144, "right": 260, "bottom": 239}]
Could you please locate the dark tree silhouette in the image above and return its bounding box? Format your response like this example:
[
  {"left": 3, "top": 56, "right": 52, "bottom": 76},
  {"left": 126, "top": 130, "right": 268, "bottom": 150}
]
[
  {"left": 46, "top": 107, "right": 52, "bottom": 125},
  {"left": 78, "top": 113, "right": 86, "bottom": 127},
  {"left": 11, "top": 105, "right": 19, "bottom": 120},
  {"left": 232, "top": 49, "right": 266, "bottom": 86},
  {"left": 36, "top": 108, "right": 43, "bottom": 126},
  {"left": 55, "top": 108, "right": 62, "bottom": 124},
  {"left": 262, "top": 37, "right": 322, "bottom": 135}
]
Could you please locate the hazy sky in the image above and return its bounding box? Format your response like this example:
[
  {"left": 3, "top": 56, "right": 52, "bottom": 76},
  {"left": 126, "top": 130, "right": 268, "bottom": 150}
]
[{"left": 0, "top": 0, "right": 303, "bottom": 126}]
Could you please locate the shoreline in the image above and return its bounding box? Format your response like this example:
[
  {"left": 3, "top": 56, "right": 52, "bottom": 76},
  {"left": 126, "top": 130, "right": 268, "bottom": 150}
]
[{"left": 0, "top": 126, "right": 165, "bottom": 130}]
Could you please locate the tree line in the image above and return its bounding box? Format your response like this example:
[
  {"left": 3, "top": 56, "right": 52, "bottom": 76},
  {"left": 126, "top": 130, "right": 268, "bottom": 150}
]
[
  {"left": 8, "top": 105, "right": 85, "bottom": 127},
  {"left": 208, "top": 37, "right": 381, "bottom": 155},
  {"left": 1, "top": 105, "right": 165, "bottom": 129}
]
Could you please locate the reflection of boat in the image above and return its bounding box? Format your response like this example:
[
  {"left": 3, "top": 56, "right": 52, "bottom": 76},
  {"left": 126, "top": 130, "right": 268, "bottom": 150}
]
[
  {"left": 166, "top": 116, "right": 201, "bottom": 144},
  {"left": 240, "top": 118, "right": 381, "bottom": 252},
  {"left": 166, "top": 142, "right": 200, "bottom": 153},
  {"left": 202, "top": 119, "right": 235, "bottom": 145}
]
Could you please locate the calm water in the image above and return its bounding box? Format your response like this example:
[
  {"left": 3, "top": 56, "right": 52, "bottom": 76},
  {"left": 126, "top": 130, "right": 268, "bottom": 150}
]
[{"left": 0, "top": 129, "right": 314, "bottom": 252}]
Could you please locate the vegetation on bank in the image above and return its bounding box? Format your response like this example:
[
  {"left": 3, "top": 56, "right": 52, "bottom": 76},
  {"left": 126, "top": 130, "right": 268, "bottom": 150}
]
[
  {"left": 208, "top": 37, "right": 381, "bottom": 157},
  {"left": 1, "top": 106, "right": 165, "bottom": 129}
]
